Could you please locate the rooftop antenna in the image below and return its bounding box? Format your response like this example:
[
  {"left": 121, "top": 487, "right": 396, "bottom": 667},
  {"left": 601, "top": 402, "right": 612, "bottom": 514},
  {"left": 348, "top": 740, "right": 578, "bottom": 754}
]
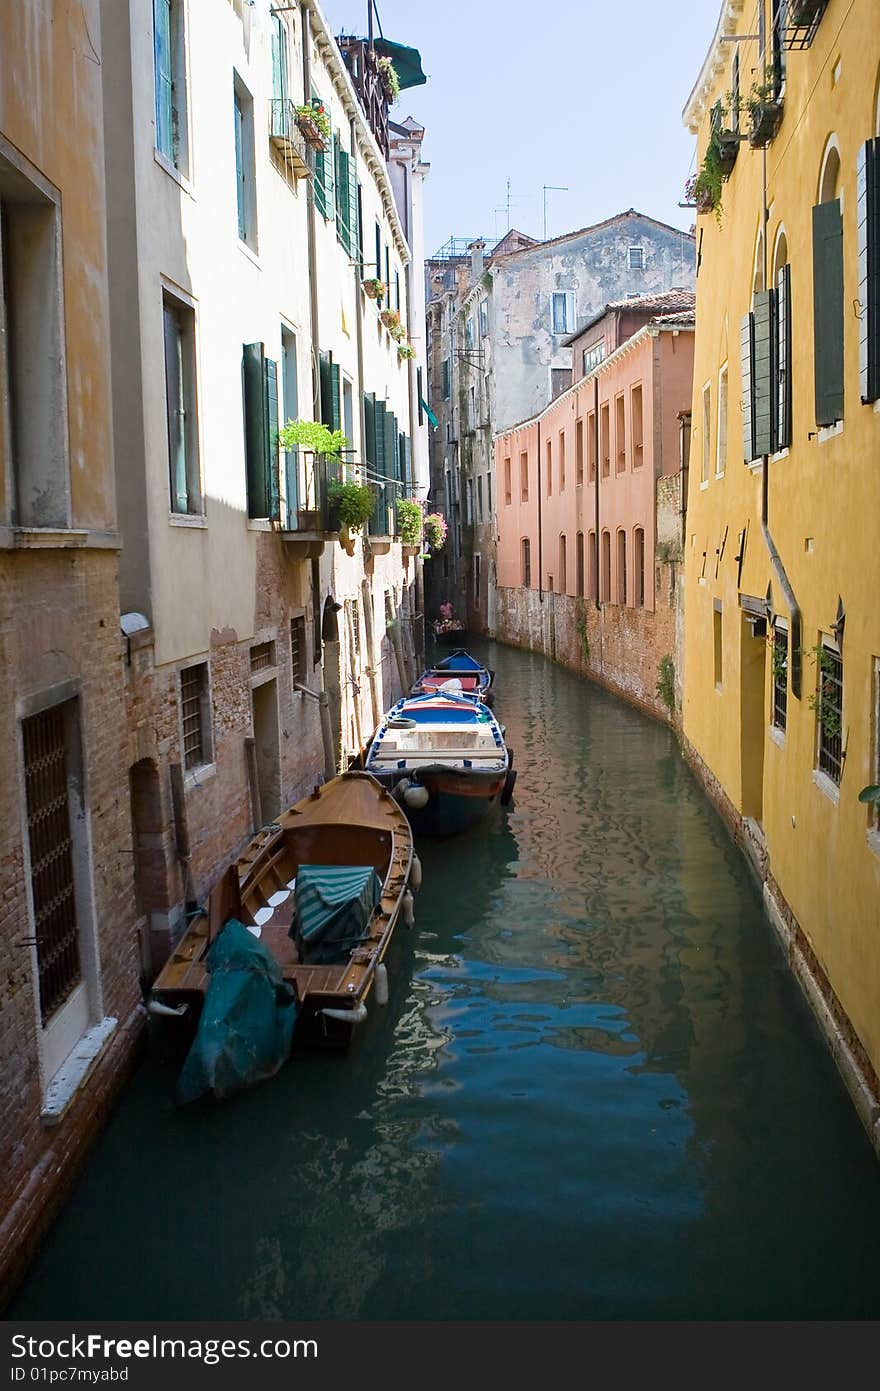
[
  {"left": 543, "top": 185, "right": 568, "bottom": 239},
  {"left": 493, "top": 177, "right": 532, "bottom": 237}
]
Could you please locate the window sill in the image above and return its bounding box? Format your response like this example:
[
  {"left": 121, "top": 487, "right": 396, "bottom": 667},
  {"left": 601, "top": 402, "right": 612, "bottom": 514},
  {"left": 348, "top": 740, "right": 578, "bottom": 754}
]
[
  {"left": 169, "top": 512, "right": 207, "bottom": 528},
  {"left": 185, "top": 761, "right": 217, "bottom": 790},
  {"left": 699, "top": 480, "right": 709, "bottom": 491},
  {"left": 0, "top": 527, "right": 121, "bottom": 551},
  {"left": 817, "top": 421, "right": 843, "bottom": 445},
  {"left": 237, "top": 239, "right": 262, "bottom": 270},
  {"left": 746, "top": 458, "right": 764, "bottom": 474},
  {"left": 769, "top": 724, "right": 786, "bottom": 749},
  {"left": 812, "top": 768, "right": 840, "bottom": 804},
  {"left": 41, "top": 1017, "right": 118, "bottom": 1128},
  {"left": 247, "top": 519, "right": 273, "bottom": 531},
  {"left": 715, "top": 469, "right": 725, "bottom": 480},
  {"left": 770, "top": 447, "right": 789, "bottom": 463},
  {"left": 153, "top": 148, "right": 193, "bottom": 196}
]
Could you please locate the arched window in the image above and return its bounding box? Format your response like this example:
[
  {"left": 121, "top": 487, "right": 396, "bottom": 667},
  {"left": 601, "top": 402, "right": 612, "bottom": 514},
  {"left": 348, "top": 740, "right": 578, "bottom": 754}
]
[
  {"left": 576, "top": 532, "right": 584, "bottom": 598},
  {"left": 813, "top": 137, "right": 844, "bottom": 426},
  {"left": 600, "top": 530, "right": 610, "bottom": 603},
  {"left": 588, "top": 531, "right": 597, "bottom": 600},
  {"left": 772, "top": 227, "right": 791, "bottom": 449},
  {"left": 616, "top": 529, "right": 627, "bottom": 605},
  {"left": 558, "top": 534, "right": 567, "bottom": 594},
  {"left": 521, "top": 537, "right": 531, "bottom": 587},
  {"left": 633, "top": 527, "right": 645, "bottom": 608}
]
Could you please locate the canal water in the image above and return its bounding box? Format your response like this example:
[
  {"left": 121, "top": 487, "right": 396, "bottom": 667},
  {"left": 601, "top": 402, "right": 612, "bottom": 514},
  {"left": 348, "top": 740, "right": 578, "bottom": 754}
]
[{"left": 11, "top": 642, "right": 880, "bottom": 1320}]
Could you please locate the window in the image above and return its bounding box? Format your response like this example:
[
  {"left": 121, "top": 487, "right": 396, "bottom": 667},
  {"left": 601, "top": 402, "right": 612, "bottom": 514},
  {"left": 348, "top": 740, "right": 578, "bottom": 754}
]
[
  {"left": 772, "top": 622, "right": 788, "bottom": 731},
  {"left": 546, "top": 439, "right": 552, "bottom": 496},
  {"left": 487, "top": 472, "right": 492, "bottom": 517},
  {"left": 634, "top": 527, "right": 645, "bottom": 607},
  {"left": 701, "top": 382, "right": 711, "bottom": 483},
  {"left": 813, "top": 143, "right": 844, "bottom": 426},
  {"left": 582, "top": 341, "right": 605, "bottom": 375},
  {"left": 521, "top": 537, "right": 531, "bottom": 587},
  {"left": 477, "top": 474, "right": 484, "bottom": 522},
  {"left": 551, "top": 367, "right": 572, "bottom": 398},
  {"left": 600, "top": 403, "right": 610, "bottom": 476},
  {"left": 233, "top": 75, "right": 257, "bottom": 247},
  {"left": 180, "top": 661, "right": 212, "bottom": 770},
  {"left": 504, "top": 457, "right": 512, "bottom": 505},
  {"left": 551, "top": 291, "right": 575, "bottom": 334},
  {"left": 334, "top": 135, "right": 358, "bottom": 258},
  {"left": 466, "top": 316, "right": 475, "bottom": 348},
  {"left": 290, "top": 615, "right": 306, "bottom": 686},
  {"left": 559, "top": 534, "right": 567, "bottom": 593},
  {"left": 479, "top": 299, "right": 489, "bottom": 337},
  {"left": 385, "top": 244, "right": 390, "bottom": 294},
  {"left": 441, "top": 359, "right": 450, "bottom": 400},
  {"left": 815, "top": 640, "right": 843, "bottom": 783},
  {"left": 313, "top": 103, "right": 335, "bottom": 222},
  {"left": 628, "top": 246, "right": 644, "bottom": 270},
  {"left": 631, "top": 384, "right": 643, "bottom": 468},
  {"left": 22, "top": 701, "right": 83, "bottom": 1026},
  {"left": 281, "top": 328, "right": 299, "bottom": 514},
  {"left": 558, "top": 431, "right": 566, "bottom": 490},
  {"left": 588, "top": 531, "right": 597, "bottom": 598},
  {"left": 600, "top": 531, "right": 611, "bottom": 602},
  {"left": 374, "top": 221, "right": 382, "bottom": 282},
  {"left": 465, "top": 477, "right": 473, "bottom": 524},
  {"left": 857, "top": 139, "right": 880, "bottom": 403},
  {"left": 520, "top": 450, "right": 529, "bottom": 502},
  {"left": 615, "top": 393, "right": 626, "bottom": 472},
  {"left": 473, "top": 552, "right": 481, "bottom": 596},
  {"left": 616, "top": 529, "right": 627, "bottom": 604},
  {"left": 713, "top": 604, "right": 723, "bottom": 688},
  {"left": 587, "top": 411, "right": 597, "bottom": 481},
  {"left": 395, "top": 271, "right": 401, "bottom": 313},
  {"left": 575, "top": 532, "right": 584, "bottom": 598},
  {"left": 153, "top": 0, "right": 188, "bottom": 173},
  {"left": 163, "top": 290, "right": 202, "bottom": 515},
  {"left": 250, "top": 640, "right": 275, "bottom": 673},
  {"left": 242, "top": 342, "right": 279, "bottom": 520},
  {"left": 575, "top": 418, "right": 584, "bottom": 487},
  {"left": 270, "top": 13, "right": 289, "bottom": 131},
  {"left": 716, "top": 364, "right": 728, "bottom": 475},
  {"left": 774, "top": 252, "right": 791, "bottom": 449}
]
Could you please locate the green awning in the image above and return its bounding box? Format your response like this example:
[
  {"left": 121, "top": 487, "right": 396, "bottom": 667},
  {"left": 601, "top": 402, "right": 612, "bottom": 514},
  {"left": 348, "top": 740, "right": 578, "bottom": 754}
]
[
  {"left": 420, "top": 396, "right": 438, "bottom": 429},
  {"left": 374, "top": 38, "right": 426, "bottom": 91}
]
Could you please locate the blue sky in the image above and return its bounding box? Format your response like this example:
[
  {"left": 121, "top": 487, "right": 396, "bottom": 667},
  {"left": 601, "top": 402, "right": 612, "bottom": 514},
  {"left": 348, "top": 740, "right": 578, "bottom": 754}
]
[{"left": 321, "top": 0, "right": 722, "bottom": 254}]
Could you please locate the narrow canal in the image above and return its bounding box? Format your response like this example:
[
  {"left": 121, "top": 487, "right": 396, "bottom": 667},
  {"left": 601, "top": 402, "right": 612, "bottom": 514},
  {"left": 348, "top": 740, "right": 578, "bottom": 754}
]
[{"left": 11, "top": 642, "right": 880, "bottom": 1320}]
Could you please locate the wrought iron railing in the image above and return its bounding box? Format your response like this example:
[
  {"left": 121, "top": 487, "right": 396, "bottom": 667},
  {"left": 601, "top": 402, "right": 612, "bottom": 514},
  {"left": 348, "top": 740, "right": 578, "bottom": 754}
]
[
  {"left": 285, "top": 451, "right": 343, "bottom": 532},
  {"left": 335, "top": 38, "right": 389, "bottom": 157},
  {"left": 268, "top": 99, "right": 311, "bottom": 174}
]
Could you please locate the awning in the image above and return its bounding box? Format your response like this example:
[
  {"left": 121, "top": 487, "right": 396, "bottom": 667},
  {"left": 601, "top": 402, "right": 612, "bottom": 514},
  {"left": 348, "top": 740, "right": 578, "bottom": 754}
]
[
  {"left": 420, "top": 396, "right": 438, "bottom": 428},
  {"left": 374, "top": 38, "right": 426, "bottom": 91}
]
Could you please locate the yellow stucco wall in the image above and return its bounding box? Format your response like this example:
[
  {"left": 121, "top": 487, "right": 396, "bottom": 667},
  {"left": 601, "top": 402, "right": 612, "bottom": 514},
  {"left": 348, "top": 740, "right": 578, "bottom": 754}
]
[{"left": 682, "top": 0, "right": 880, "bottom": 1082}]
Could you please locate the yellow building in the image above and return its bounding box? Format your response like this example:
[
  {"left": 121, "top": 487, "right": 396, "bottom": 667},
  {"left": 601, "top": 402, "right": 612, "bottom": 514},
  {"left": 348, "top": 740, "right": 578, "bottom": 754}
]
[{"left": 682, "top": 0, "right": 880, "bottom": 1151}]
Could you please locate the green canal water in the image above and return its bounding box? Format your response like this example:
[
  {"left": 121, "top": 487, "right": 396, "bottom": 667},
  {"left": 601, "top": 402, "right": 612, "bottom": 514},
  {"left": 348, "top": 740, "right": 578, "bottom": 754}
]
[{"left": 11, "top": 642, "right": 880, "bottom": 1320}]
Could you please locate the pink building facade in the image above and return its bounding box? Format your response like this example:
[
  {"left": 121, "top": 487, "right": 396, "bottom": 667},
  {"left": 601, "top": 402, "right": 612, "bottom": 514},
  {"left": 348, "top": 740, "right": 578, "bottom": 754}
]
[{"left": 494, "top": 294, "right": 695, "bottom": 722}]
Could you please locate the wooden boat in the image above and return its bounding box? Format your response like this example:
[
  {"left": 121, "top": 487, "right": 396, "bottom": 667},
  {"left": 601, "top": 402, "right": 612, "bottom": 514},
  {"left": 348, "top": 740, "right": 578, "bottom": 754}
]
[
  {"left": 365, "top": 692, "right": 515, "bottom": 836},
  {"left": 411, "top": 649, "right": 494, "bottom": 703},
  {"left": 148, "top": 773, "right": 416, "bottom": 1060},
  {"left": 431, "top": 618, "right": 467, "bottom": 644}
]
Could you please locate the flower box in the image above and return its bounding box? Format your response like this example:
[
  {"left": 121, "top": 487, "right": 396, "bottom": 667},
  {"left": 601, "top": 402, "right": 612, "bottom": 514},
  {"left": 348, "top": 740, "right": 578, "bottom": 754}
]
[
  {"left": 295, "top": 106, "right": 329, "bottom": 152},
  {"left": 748, "top": 98, "right": 783, "bottom": 148},
  {"left": 714, "top": 131, "right": 740, "bottom": 177},
  {"left": 362, "top": 278, "right": 386, "bottom": 301}
]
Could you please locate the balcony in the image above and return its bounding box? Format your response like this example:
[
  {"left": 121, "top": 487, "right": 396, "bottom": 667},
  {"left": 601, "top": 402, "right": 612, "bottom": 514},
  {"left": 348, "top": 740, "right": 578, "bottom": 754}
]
[
  {"left": 281, "top": 452, "right": 344, "bottom": 557},
  {"left": 781, "top": 0, "right": 828, "bottom": 49},
  {"left": 268, "top": 100, "right": 311, "bottom": 180},
  {"left": 336, "top": 37, "right": 389, "bottom": 157}
]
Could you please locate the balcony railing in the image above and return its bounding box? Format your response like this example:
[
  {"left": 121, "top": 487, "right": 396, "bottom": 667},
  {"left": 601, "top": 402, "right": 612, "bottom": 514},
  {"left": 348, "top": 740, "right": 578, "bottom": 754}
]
[
  {"left": 284, "top": 451, "right": 343, "bottom": 533},
  {"left": 781, "top": 0, "right": 828, "bottom": 49},
  {"left": 336, "top": 37, "right": 389, "bottom": 157},
  {"left": 268, "top": 99, "right": 311, "bottom": 179}
]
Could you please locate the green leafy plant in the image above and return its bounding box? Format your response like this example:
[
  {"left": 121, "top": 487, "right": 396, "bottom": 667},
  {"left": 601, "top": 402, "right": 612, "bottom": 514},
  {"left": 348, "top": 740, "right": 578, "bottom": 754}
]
[
  {"left": 769, "top": 633, "right": 787, "bottom": 683},
  {"left": 294, "top": 102, "right": 330, "bottom": 143},
  {"left": 656, "top": 654, "right": 676, "bottom": 711},
  {"left": 397, "top": 342, "right": 416, "bottom": 360},
  {"left": 746, "top": 68, "right": 783, "bottom": 147},
  {"left": 423, "top": 512, "right": 447, "bottom": 550},
  {"left": 376, "top": 56, "right": 400, "bottom": 104},
  {"left": 396, "top": 497, "right": 423, "bottom": 546},
  {"left": 277, "top": 420, "right": 347, "bottom": 457},
  {"left": 362, "top": 277, "right": 386, "bottom": 301},
  {"left": 327, "top": 479, "right": 376, "bottom": 530},
  {"left": 806, "top": 643, "right": 842, "bottom": 739},
  {"left": 685, "top": 136, "right": 725, "bottom": 223},
  {"left": 380, "top": 307, "right": 402, "bottom": 332}
]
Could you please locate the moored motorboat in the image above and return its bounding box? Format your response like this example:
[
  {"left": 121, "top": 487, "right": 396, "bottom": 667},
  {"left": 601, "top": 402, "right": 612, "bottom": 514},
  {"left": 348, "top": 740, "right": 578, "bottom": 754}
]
[
  {"left": 411, "top": 649, "right": 494, "bottom": 703},
  {"left": 365, "top": 691, "right": 515, "bottom": 836},
  {"left": 148, "top": 772, "right": 417, "bottom": 1099}
]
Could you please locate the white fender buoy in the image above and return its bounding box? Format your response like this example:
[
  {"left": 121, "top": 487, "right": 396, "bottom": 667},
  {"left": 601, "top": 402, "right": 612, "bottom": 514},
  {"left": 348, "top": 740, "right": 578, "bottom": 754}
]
[
  {"left": 321, "top": 1003, "right": 368, "bottom": 1025},
  {"left": 147, "top": 998, "right": 188, "bottom": 1018},
  {"left": 404, "top": 784, "right": 429, "bottom": 810},
  {"left": 374, "top": 962, "right": 389, "bottom": 1006},
  {"left": 402, "top": 888, "right": 415, "bottom": 928},
  {"left": 409, "top": 854, "right": 423, "bottom": 892}
]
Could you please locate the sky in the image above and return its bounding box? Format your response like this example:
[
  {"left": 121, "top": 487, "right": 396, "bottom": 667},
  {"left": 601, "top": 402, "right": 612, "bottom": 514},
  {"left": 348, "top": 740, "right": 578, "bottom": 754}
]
[{"left": 321, "top": 0, "right": 723, "bottom": 256}]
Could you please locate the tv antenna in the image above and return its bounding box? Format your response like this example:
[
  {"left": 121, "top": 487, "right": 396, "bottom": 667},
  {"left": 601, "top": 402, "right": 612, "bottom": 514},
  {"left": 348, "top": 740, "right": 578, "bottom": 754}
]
[
  {"left": 493, "top": 176, "right": 532, "bottom": 236},
  {"left": 543, "top": 185, "right": 568, "bottom": 239}
]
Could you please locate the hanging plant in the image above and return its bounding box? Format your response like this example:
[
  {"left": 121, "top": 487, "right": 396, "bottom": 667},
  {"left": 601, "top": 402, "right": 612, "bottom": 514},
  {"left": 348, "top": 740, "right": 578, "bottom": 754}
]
[
  {"left": 294, "top": 102, "right": 331, "bottom": 146},
  {"left": 396, "top": 497, "right": 423, "bottom": 547},
  {"left": 380, "top": 307, "right": 402, "bottom": 333},
  {"left": 377, "top": 56, "right": 400, "bottom": 104},
  {"left": 397, "top": 342, "right": 416, "bottom": 361},
  {"left": 686, "top": 136, "right": 724, "bottom": 223},
  {"left": 278, "top": 420, "right": 347, "bottom": 457},
  {"left": 423, "top": 512, "right": 447, "bottom": 550},
  {"left": 327, "top": 480, "right": 376, "bottom": 530},
  {"left": 362, "top": 277, "right": 386, "bottom": 301}
]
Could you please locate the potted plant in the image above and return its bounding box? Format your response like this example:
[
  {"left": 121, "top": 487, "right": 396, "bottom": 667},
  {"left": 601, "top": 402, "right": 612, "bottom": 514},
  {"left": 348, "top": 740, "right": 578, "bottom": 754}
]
[
  {"left": 376, "top": 55, "right": 400, "bottom": 104},
  {"left": 295, "top": 101, "right": 330, "bottom": 151},
  {"left": 422, "top": 512, "right": 447, "bottom": 551},
  {"left": 327, "top": 479, "right": 376, "bottom": 538},
  {"left": 747, "top": 71, "right": 783, "bottom": 149},
  {"left": 362, "top": 277, "right": 386, "bottom": 301},
  {"left": 684, "top": 140, "right": 724, "bottom": 223},
  {"left": 396, "top": 497, "right": 423, "bottom": 550},
  {"left": 380, "top": 306, "right": 401, "bottom": 333},
  {"left": 278, "top": 420, "right": 347, "bottom": 529},
  {"left": 711, "top": 99, "right": 741, "bottom": 176},
  {"left": 397, "top": 342, "right": 416, "bottom": 361}
]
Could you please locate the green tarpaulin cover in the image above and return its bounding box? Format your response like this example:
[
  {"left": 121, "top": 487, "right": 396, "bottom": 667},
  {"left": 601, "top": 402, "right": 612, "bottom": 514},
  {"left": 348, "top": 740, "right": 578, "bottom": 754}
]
[
  {"left": 374, "top": 38, "right": 426, "bottom": 91},
  {"left": 420, "top": 396, "right": 439, "bottom": 429},
  {"left": 294, "top": 864, "right": 382, "bottom": 966},
  {"left": 177, "top": 920, "right": 298, "bottom": 1104}
]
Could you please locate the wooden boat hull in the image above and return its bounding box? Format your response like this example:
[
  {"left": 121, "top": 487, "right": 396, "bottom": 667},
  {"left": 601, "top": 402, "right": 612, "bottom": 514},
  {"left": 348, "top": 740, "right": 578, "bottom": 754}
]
[
  {"left": 382, "top": 765, "right": 506, "bottom": 837},
  {"left": 148, "top": 772, "right": 415, "bottom": 1057}
]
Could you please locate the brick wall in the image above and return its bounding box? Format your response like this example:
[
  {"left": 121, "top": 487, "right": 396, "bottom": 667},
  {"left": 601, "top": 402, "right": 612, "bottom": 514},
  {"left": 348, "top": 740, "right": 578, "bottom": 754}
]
[{"left": 0, "top": 547, "right": 143, "bottom": 1304}]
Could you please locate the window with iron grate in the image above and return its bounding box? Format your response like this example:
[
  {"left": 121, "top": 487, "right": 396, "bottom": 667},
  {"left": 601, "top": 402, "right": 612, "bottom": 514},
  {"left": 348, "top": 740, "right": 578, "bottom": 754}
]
[
  {"left": 771, "top": 623, "right": 788, "bottom": 731},
  {"left": 815, "top": 643, "right": 843, "bottom": 784},
  {"left": 291, "top": 616, "right": 307, "bottom": 685},
  {"left": 250, "top": 640, "right": 275, "bottom": 673},
  {"left": 180, "top": 662, "right": 211, "bottom": 770}
]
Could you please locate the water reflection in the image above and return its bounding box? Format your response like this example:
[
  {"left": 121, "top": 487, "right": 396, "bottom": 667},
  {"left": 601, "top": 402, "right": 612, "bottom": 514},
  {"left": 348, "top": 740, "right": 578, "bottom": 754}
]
[{"left": 10, "top": 641, "right": 880, "bottom": 1320}]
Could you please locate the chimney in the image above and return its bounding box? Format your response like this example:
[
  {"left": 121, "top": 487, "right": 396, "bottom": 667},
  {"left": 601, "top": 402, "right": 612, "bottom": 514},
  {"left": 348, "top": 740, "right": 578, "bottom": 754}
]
[{"left": 468, "top": 239, "right": 486, "bottom": 280}]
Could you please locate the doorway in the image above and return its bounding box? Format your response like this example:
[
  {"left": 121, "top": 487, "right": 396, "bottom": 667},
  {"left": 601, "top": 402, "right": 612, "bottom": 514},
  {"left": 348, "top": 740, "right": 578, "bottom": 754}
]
[
  {"left": 251, "top": 678, "right": 281, "bottom": 823},
  {"left": 739, "top": 616, "right": 766, "bottom": 822}
]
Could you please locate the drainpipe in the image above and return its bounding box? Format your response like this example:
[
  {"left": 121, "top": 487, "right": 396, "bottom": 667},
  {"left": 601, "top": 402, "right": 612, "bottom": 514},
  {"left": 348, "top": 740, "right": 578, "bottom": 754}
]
[
  {"left": 536, "top": 418, "right": 543, "bottom": 602},
  {"left": 302, "top": 3, "right": 320, "bottom": 420},
  {"left": 757, "top": 146, "right": 802, "bottom": 697},
  {"left": 352, "top": 114, "right": 366, "bottom": 470},
  {"left": 593, "top": 375, "right": 600, "bottom": 609}
]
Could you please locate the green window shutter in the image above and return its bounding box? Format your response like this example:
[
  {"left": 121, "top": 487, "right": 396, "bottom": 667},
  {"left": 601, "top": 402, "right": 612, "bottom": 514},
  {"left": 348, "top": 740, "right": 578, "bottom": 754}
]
[
  {"left": 364, "top": 392, "right": 376, "bottom": 464},
  {"left": 375, "top": 222, "right": 382, "bottom": 280},
  {"left": 812, "top": 199, "right": 844, "bottom": 426},
  {"left": 264, "top": 356, "right": 280, "bottom": 521},
  {"left": 349, "top": 164, "right": 360, "bottom": 263},
  {"left": 384, "top": 411, "right": 396, "bottom": 477},
  {"left": 334, "top": 136, "right": 344, "bottom": 233},
  {"left": 234, "top": 93, "right": 246, "bottom": 241},
  {"left": 153, "top": 0, "right": 173, "bottom": 161},
  {"left": 330, "top": 361, "right": 341, "bottom": 433},
  {"left": 857, "top": 138, "right": 880, "bottom": 403},
  {"left": 318, "top": 351, "right": 332, "bottom": 428},
  {"left": 270, "top": 16, "right": 287, "bottom": 104},
  {"left": 774, "top": 264, "right": 792, "bottom": 450},
  {"left": 374, "top": 400, "right": 386, "bottom": 472},
  {"left": 752, "top": 289, "right": 773, "bottom": 457},
  {"left": 404, "top": 435, "right": 412, "bottom": 492},
  {"left": 741, "top": 311, "right": 755, "bottom": 461},
  {"left": 243, "top": 342, "right": 269, "bottom": 519}
]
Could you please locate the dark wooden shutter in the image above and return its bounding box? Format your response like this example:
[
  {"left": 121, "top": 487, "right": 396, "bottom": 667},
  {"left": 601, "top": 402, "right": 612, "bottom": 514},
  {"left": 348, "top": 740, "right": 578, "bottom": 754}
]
[
  {"left": 752, "top": 289, "right": 773, "bottom": 457},
  {"left": 243, "top": 342, "right": 269, "bottom": 519},
  {"left": 364, "top": 392, "right": 376, "bottom": 464},
  {"left": 741, "top": 311, "right": 755, "bottom": 462},
  {"left": 264, "top": 356, "right": 280, "bottom": 521},
  {"left": 374, "top": 400, "right": 386, "bottom": 473},
  {"left": 319, "top": 351, "right": 332, "bottom": 427},
  {"left": 857, "top": 138, "right": 880, "bottom": 403},
  {"left": 330, "top": 362, "right": 341, "bottom": 433},
  {"left": 812, "top": 199, "right": 844, "bottom": 426},
  {"left": 774, "top": 264, "right": 791, "bottom": 450}
]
